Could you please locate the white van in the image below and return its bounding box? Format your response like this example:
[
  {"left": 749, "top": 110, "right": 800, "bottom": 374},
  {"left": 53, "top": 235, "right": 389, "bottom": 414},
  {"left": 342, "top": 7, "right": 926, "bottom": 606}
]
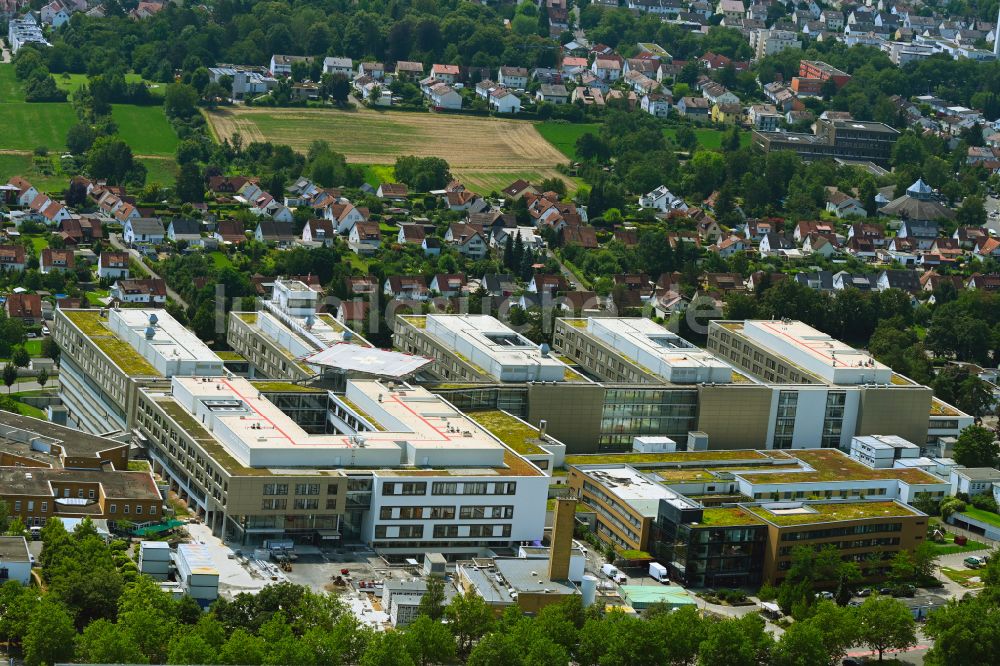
[
  {"left": 601, "top": 563, "right": 626, "bottom": 583},
  {"left": 649, "top": 562, "right": 668, "bottom": 583}
]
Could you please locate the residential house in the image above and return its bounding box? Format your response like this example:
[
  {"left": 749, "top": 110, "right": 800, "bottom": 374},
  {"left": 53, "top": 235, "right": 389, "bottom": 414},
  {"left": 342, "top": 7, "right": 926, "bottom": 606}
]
[
  {"left": 348, "top": 221, "right": 382, "bottom": 255},
  {"left": 795, "top": 270, "right": 835, "bottom": 292},
  {"left": 397, "top": 224, "right": 426, "bottom": 245},
  {"left": 377, "top": 183, "right": 409, "bottom": 201},
  {"left": 421, "top": 237, "right": 442, "bottom": 257},
  {"left": 759, "top": 232, "right": 795, "bottom": 256},
  {"left": 357, "top": 62, "right": 385, "bottom": 80},
  {"left": 326, "top": 202, "right": 368, "bottom": 234},
  {"left": 710, "top": 235, "right": 750, "bottom": 258},
  {"left": 973, "top": 237, "right": 1000, "bottom": 262},
  {"left": 689, "top": 208, "right": 722, "bottom": 242},
  {"left": 792, "top": 220, "right": 835, "bottom": 243},
  {"left": 702, "top": 82, "right": 740, "bottom": 107},
  {"left": 833, "top": 271, "right": 876, "bottom": 291},
  {"left": 897, "top": 220, "right": 940, "bottom": 250},
  {"left": 536, "top": 84, "right": 569, "bottom": 105},
  {"left": 489, "top": 88, "right": 521, "bottom": 114},
  {"left": 877, "top": 270, "right": 921, "bottom": 293},
  {"left": 744, "top": 218, "right": 778, "bottom": 242},
  {"left": 323, "top": 57, "right": 353, "bottom": 77},
  {"left": 5, "top": 294, "right": 42, "bottom": 324},
  {"left": 337, "top": 301, "right": 370, "bottom": 329},
  {"left": 445, "top": 223, "right": 488, "bottom": 259},
  {"left": 848, "top": 222, "right": 886, "bottom": 247},
  {"left": 97, "top": 251, "right": 130, "bottom": 280},
  {"left": 111, "top": 278, "right": 168, "bottom": 305},
  {"left": 383, "top": 275, "right": 430, "bottom": 300},
  {"left": 500, "top": 180, "right": 538, "bottom": 201},
  {"left": 122, "top": 218, "right": 165, "bottom": 245},
  {"left": 498, "top": 66, "right": 529, "bottom": 89},
  {"left": 213, "top": 220, "right": 247, "bottom": 245},
  {"left": 395, "top": 61, "right": 425, "bottom": 79},
  {"left": 591, "top": 57, "right": 623, "bottom": 81},
  {"left": 301, "top": 219, "right": 335, "bottom": 247},
  {"left": 429, "top": 273, "right": 466, "bottom": 297},
  {"left": 716, "top": 0, "right": 745, "bottom": 21},
  {"left": 641, "top": 93, "right": 671, "bottom": 118},
  {"left": 445, "top": 191, "right": 486, "bottom": 214},
  {"left": 639, "top": 186, "right": 688, "bottom": 214},
  {"left": 571, "top": 86, "right": 606, "bottom": 106},
  {"left": 677, "top": 96, "right": 710, "bottom": 121},
  {"left": 6, "top": 177, "right": 38, "bottom": 207},
  {"left": 954, "top": 226, "right": 989, "bottom": 249},
  {"left": 430, "top": 64, "right": 460, "bottom": 84},
  {"left": 748, "top": 104, "right": 781, "bottom": 131},
  {"left": 166, "top": 219, "right": 201, "bottom": 243},
  {"left": 561, "top": 56, "right": 589, "bottom": 76},
  {"left": 802, "top": 233, "right": 839, "bottom": 257},
  {"left": 826, "top": 189, "right": 867, "bottom": 218},
  {"left": 527, "top": 273, "right": 568, "bottom": 294},
  {"left": 254, "top": 220, "right": 295, "bottom": 247},
  {"left": 346, "top": 275, "right": 380, "bottom": 298},
  {"left": 492, "top": 226, "right": 544, "bottom": 252},
  {"left": 428, "top": 83, "right": 462, "bottom": 109},
  {"left": 561, "top": 226, "right": 599, "bottom": 249},
  {"left": 269, "top": 54, "right": 312, "bottom": 77},
  {"left": 40, "top": 249, "right": 74, "bottom": 274},
  {"left": 481, "top": 273, "right": 517, "bottom": 297},
  {"left": 613, "top": 228, "right": 639, "bottom": 247},
  {"left": 703, "top": 272, "right": 745, "bottom": 293},
  {"left": 711, "top": 102, "right": 743, "bottom": 125}
]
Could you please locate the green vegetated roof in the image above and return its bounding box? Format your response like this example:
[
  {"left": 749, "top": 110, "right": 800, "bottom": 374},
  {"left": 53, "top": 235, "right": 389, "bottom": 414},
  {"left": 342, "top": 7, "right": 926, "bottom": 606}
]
[
  {"left": 399, "top": 315, "right": 427, "bottom": 328},
  {"left": 250, "top": 381, "right": 325, "bottom": 393},
  {"left": 157, "top": 398, "right": 271, "bottom": 477},
  {"left": 737, "top": 449, "right": 942, "bottom": 485},
  {"left": 235, "top": 312, "right": 258, "bottom": 323},
  {"left": 215, "top": 351, "right": 246, "bottom": 361},
  {"left": 961, "top": 507, "right": 1000, "bottom": 528},
  {"left": 469, "top": 410, "right": 546, "bottom": 456},
  {"left": 338, "top": 397, "right": 387, "bottom": 432},
  {"left": 63, "top": 310, "right": 160, "bottom": 377},
  {"left": 698, "top": 507, "right": 765, "bottom": 527},
  {"left": 565, "top": 450, "right": 770, "bottom": 468},
  {"left": 747, "top": 501, "right": 918, "bottom": 526}
]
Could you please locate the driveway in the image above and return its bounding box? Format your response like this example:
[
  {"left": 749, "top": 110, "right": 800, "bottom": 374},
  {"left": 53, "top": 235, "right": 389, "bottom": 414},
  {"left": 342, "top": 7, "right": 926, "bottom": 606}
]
[{"left": 108, "top": 233, "right": 189, "bottom": 309}]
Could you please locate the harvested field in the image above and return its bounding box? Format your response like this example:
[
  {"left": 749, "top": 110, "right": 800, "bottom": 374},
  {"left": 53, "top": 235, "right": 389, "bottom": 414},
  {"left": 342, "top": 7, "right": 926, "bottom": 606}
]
[{"left": 205, "top": 106, "right": 572, "bottom": 186}]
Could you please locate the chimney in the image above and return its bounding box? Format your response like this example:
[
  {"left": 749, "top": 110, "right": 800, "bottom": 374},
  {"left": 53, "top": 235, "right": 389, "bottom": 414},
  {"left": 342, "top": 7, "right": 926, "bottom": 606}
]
[{"left": 548, "top": 497, "right": 577, "bottom": 581}]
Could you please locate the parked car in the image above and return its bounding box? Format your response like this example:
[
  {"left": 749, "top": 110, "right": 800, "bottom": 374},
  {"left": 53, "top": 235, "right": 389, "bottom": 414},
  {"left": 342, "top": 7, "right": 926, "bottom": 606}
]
[
  {"left": 815, "top": 591, "right": 835, "bottom": 600},
  {"left": 964, "top": 556, "right": 986, "bottom": 569},
  {"left": 856, "top": 588, "right": 873, "bottom": 597},
  {"left": 891, "top": 584, "right": 916, "bottom": 598}
]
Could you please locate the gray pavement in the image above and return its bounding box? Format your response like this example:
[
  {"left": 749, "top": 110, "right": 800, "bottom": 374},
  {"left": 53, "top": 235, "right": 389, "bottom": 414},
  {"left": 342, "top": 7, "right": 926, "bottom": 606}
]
[{"left": 108, "top": 232, "right": 189, "bottom": 309}]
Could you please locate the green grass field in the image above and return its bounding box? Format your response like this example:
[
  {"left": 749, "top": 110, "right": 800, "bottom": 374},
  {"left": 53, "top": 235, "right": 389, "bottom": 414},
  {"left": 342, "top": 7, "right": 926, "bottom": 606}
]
[
  {"left": 536, "top": 121, "right": 752, "bottom": 159},
  {"left": 53, "top": 72, "right": 163, "bottom": 96},
  {"left": 139, "top": 156, "right": 177, "bottom": 186},
  {"left": 535, "top": 122, "right": 601, "bottom": 160},
  {"left": 111, "top": 104, "right": 179, "bottom": 156},
  {"left": 0, "top": 154, "right": 68, "bottom": 192},
  {"left": 361, "top": 164, "right": 396, "bottom": 188},
  {"left": 0, "top": 65, "right": 77, "bottom": 152},
  {"left": 209, "top": 251, "right": 232, "bottom": 269}
]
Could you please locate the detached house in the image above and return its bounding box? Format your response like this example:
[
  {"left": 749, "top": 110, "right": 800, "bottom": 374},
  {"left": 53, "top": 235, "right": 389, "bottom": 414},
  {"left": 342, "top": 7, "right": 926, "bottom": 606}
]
[
  {"left": 326, "top": 202, "right": 368, "bottom": 234},
  {"left": 641, "top": 93, "right": 671, "bottom": 118},
  {"left": 428, "top": 83, "right": 462, "bottom": 110},
  {"left": 677, "top": 96, "right": 710, "bottom": 121},
  {"left": 397, "top": 224, "right": 426, "bottom": 245},
  {"left": 111, "top": 278, "right": 168, "bottom": 306},
  {"left": 6, "top": 294, "right": 43, "bottom": 325},
  {"left": 254, "top": 220, "right": 295, "bottom": 247},
  {"left": 123, "top": 218, "right": 165, "bottom": 245},
  {"left": 445, "top": 223, "right": 488, "bottom": 259},
  {"left": 446, "top": 190, "right": 486, "bottom": 213},
  {"left": 877, "top": 270, "right": 921, "bottom": 294},
  {"left": 302, "top": 219, "right": 335, "bottom": 247},
  {"left": 826, "top": 189, "right": 867, "bottom": 218},
  {"left": 429, "top": 273, "right": 466, "bottom": 297},
  {"left": 759, "top": 232, "right": 795, "bottom": 256},
  {"left": 591, "top": 57, "right": 623, "bottom": 81},
  {"left": 498, "top": 66, "right": 529, "bottom": 89},
  {"left": 323, "top": 57, "right": 354, "bottom": 77},
  {"left": 166, "top": 219, "right": 201, "bottom": 243},
  {"left": 7, "top": 177, "right": 38, "bottom": 207},
  {"left": 40, "top": 249, "right": 74, "bottom": 274},
  {"left": 97, "top": 251, "right": 129, "bottom": 280},
  {"left": 383, "top": 275, "right": 429, "bottom": 300},
  {"left": 214, "top": 220, "right": 247, "bottom": 245},
  {"left": 430, "top": 64, "right": 460, "bottom": 84},
  {"left": 377, "top": 184, "right": 408, "bottom": 202},
  {"left": 710, "top": 235, "right": 750, "bottom": 258},
  {"left": 0, "top": 246, "right": 27, "bottom": 272},
  {"left": 348, "top": 221, "right": 382, "bottom": 255}
]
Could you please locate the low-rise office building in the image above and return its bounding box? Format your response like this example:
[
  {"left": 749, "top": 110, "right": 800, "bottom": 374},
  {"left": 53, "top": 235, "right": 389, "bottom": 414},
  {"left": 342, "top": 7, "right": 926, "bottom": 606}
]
[
  {"left": 752, "top": 118, "right": 899, "bottom": 167},
  {"left": 136, "top": 375, "right": 548, "bottom": 554},
  {"left": 0, "top": 537, "right": 32, "bottom": 585}
]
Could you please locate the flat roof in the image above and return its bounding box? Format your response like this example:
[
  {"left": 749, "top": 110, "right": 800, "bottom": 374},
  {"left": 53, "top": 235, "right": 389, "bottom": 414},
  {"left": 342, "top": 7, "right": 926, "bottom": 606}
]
[
  {"left": 417, "top": 314, "right": 565, "bottom": 381},
  {"left": 494, "top": 557, "right": 579, "bottom": 592},
  {"left": 579, "top": 318, "right": 732, "bottom": 384},
  {"left": 0, "top": 411, "right": 127, "bottom": 463},
  {"left": 161, "top": 376, "right": 542, "bottom": 476},
  {"left": 735, "top": 449, "right": 944, "bottom": 485},
  {"left": 954, "top": 467, "right": 1000, "bottom": 481},
  {"left": 304, "top": 344, "right": 431, "bottom": 377},
  {"left": 467, "top": 411, "right": 549, "bottom": 455},
  {"left": 740, "top": 320, "right": 891, "bottom": 384},
  {"left": 61, "top": 309, "right": 160, "bottom": 376},
  {"left": 852, "top": 435, "right": 920, "bottom": 451},
  {"left": 576, "top": 465, "right": 698, "bottom": 516},
  {"left": 619, "top": 585, "right": 696, "bottom": 606},
  {"left": 746, "top": 500, "right": 922, "bottom": 526},
  {"left": 0, "top": 467, "right": 161, "bottom": 500},
  {"left": 108, "top": 308, "right": 222, "bottom": 369},
  {"left": 0, "top": 536, "right": 30, "bottom": 562}
]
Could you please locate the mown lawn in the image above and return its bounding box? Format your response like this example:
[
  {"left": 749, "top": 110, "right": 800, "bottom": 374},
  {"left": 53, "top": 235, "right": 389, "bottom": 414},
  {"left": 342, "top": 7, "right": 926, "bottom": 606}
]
[
  {"left": 111, "top": 104, "right": 179, "bottom": 156},
  {"left": 139, "top": 156, "right": 178, "bottom": 186},
  {"left": 209, "top": 251, "right": 232, "bottom": 269},
  {"left": 535, "top": 122, "right": 601, "bottom": 160},
  {"left": 53, "top": 72, "right": 164, "bottom": 96}
]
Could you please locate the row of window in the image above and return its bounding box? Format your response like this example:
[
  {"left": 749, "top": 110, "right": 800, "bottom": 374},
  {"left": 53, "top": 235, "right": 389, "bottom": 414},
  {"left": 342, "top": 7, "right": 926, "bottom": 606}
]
[
  {"left": 381, "top": 481, "right": 518, "bottom": 496},
  {"left": 261, "top": 498, "right": 337, "bottom": 511},
  {"left": 262, "top": 483, "right": 337, "bottom": 496},
  {"left": 10, "top": 499, "right": 155, "bottom": 517},
  {"left": 372, "top": 523, "right": 513, "bottom": 539},
  {"left": 378, "top": 505, "right": 514, "bottom": 520}
]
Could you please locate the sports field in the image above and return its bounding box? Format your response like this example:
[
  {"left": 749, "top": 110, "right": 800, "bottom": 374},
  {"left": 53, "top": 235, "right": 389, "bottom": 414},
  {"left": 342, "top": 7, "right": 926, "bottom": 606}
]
[{"left": 205, "top": 106, "right": 572, "bottom": 186}]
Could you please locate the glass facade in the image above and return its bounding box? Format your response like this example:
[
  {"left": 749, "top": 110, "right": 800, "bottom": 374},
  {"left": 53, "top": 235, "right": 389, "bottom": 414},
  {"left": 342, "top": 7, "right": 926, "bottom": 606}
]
[
  {"left": 773, "top": 391, "right": 798, "bottom": 449},
  {"left": 822, "top": 391, "right": 846, "bottom": 449},
  {"left": 598, "top": 388, "right": 699, "bottom": 451}
]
